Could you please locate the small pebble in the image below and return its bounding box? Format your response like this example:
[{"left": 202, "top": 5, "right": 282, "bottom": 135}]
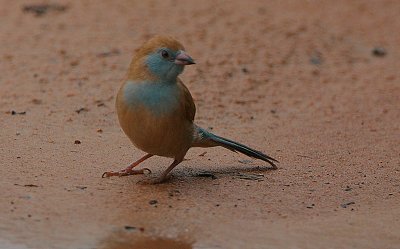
[
  {"left": 22, "top": 4, "right": 68, "bottom": 17},
  {"left": 340, "top": 201, "right": 355, "bottom": 208},
  {"left": 198, "top": 151, "right": 207, "bottom": 156},
  {"left": 124, "top": 226, "right": 136, "bottom": 231},
  {"left": 149, "top": 200, "right": 158, "bottom": 205},
  {"left": 75, "top": 107, "right": 88, "bottom": 114},
  {"left": 24, "top": 184, "right": 39, "bottom": 187},
  {"left": 344, "top": 186, "right": 352, "bottom": 191},
  {"left": 11, "top": 111, "right": 26, "bottom": 115},
  {"left": 372, "top": 47, "right": 386, "bottom": 57}
]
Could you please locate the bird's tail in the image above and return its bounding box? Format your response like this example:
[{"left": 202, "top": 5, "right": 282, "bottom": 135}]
[{"left": 193, "top": 127, "right": 278, "bottom": 169}]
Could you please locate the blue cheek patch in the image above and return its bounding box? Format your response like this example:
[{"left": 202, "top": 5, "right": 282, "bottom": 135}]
[
  {"left": 123, "top": 81, "right": 180, "bottom": 116},
  {"left": 146, "top": 52, "right": 184, "bottom": 81}
]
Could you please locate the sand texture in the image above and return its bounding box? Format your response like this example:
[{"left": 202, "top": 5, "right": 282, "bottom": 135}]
[{"left": 0, "top": 1, "right": 399, "bottom": 248}]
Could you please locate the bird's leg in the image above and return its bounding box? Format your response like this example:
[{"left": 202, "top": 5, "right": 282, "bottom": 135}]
[
  {"left": 152, "top": 159, "right": 182, "bottom": 184},
  {"left": 102, "top": 154, "right": 153, "bottom": 178}
]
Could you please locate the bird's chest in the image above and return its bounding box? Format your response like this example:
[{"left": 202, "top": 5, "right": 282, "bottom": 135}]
[
  {"left": 117, "top": 81, "right": 191, "bottom": 157},
  {"left": 123, "top": 81, "right": 180, "bottom": 116}
]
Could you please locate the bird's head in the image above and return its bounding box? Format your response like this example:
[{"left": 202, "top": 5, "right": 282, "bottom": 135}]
[{"left": 128, "top": 36, "right": 195, "bottom": 82}]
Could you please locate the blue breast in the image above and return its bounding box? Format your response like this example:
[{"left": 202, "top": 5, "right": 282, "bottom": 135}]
[{"left": 123, "top": 80, "right": 180, "bottom": 116}]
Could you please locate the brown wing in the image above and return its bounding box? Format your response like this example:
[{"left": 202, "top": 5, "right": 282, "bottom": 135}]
[{"left": 177, "top": 78, "right": 196, "bottom": 122}]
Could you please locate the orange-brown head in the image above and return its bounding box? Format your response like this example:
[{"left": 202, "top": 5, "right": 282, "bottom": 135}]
[{"left": 127, "top": 36, "right": 195, "bottom": 82}]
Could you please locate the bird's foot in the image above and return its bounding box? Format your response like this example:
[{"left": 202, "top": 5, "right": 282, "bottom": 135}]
[{"left": 101, "top": 168, "right": 151, "bottom": 178}]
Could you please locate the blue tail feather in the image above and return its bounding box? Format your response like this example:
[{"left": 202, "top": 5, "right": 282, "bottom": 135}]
[{"left": 199, "top": 128, "right": 278, "bottom": 168}]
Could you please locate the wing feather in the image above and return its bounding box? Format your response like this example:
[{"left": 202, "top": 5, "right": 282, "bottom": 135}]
[{"left": 177, "top": 78, "right": 196, "bottom": 122}]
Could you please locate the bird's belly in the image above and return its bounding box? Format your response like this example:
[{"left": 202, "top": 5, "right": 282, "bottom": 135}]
[
  {"left": 116, "top": 80, "right": 194, "bottom": 157},
  {"left": 117, "top": 103, "right": 193, "bottom": 158}
]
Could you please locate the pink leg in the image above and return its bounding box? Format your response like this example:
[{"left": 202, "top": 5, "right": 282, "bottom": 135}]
[
  {"left": 102, "top": 154, "right": 153, "bottom": 178},
  {"left": 151, "top": 159, "right": 182, "bottom": 184}
]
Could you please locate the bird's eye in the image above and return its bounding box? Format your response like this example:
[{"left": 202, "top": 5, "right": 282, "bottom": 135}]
[{"left": 161, "top": 50, "right": 169, "bottom": 59}]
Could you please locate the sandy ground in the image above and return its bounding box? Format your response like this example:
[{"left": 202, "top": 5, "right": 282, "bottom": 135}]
[{"left": 1, "top": 1, "right": 400, "bottom": 248}]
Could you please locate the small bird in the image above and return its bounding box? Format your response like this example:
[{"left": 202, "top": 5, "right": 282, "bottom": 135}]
[{"left": 102, "top": 35, "right": 278, "bottom": 183}]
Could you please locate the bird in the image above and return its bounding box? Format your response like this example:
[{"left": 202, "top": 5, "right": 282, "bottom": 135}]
[{"left": 102, "top": 35, "right": 278, "bottom": 183}]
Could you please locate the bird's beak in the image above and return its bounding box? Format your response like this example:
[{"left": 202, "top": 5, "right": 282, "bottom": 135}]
[{"left": 175, "top": 51, "right": 195, "bottom": 65}]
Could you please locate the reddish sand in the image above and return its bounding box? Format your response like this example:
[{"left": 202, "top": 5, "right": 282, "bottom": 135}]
[{"left": 1, "top": 1, "right": 399, "bottom": 248}]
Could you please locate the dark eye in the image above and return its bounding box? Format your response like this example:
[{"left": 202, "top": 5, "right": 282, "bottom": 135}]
[{"left": 161, "top": 50, "right": 169, "bottom": 59}]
